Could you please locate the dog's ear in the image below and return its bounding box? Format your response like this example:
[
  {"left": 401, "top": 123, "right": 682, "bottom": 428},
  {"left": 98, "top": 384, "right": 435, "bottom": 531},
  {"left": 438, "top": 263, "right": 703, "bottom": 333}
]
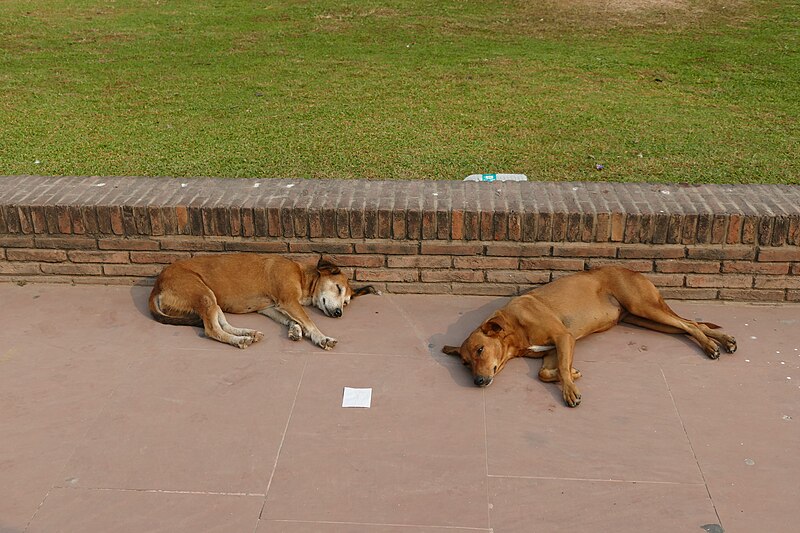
[
  {"left": 481, "top": 312, "right": 510, "bottom": 337},
  {"left": 351, "top": 285, "right": 379, "bottom": 298},
  {"left": 442, "top": 345, "right": 461, "bottom": 356},
  {"left": 316, "top": 256, "right": 341, "bottom": 275}
]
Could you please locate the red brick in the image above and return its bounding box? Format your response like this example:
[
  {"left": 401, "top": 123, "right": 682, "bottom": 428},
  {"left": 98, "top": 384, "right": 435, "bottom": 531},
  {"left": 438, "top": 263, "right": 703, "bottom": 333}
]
[
  {"left": 98, "top": 238, "right": 160, "bottom": 251},
  {"left": 289, "top": 241, "right": 354, "bottom": 254},
  {"left": 595, "top": 212, "right": 610, "bottom": 242},
  {"left": 719, "top": 288, "right": 785, "bottom": 301},
  {"left": 450, "top": 210, "right": 464, "bottom": 241},
  {"left": 726, "top": 214, "right": 743, "bottom": 244},
  {"left": 453, "top": 257, "right": 518, "bottom": 269},
  {"left": 34, "top": 237, "right": 97, "bottom": 250},
  {"left": 722, "top": 261, "right": 790, "bottom": 275},
  {"left": 451, "top": 283, "right": 518, "bottom": 296},
  {"left": 741, "top": 216, "right": 757, "bottom": 244},
  {"left": 686, "top": 246, "right": 755, "bottom": 260},
  {"left": 0, "top": 262, "right": 41, "bottom": 274},
  {"left": 223, "top": 241, "right": 287, "bottom": 253},
  {"left": 642, "top": 273, "right": 685, "bottom": 287},
  {"left": 388, "top": 255, "right": 451, "bottom": 268},
  {"left": 7, "top": 249, "right": 67, "bottom": 262},
  {"left": 484, "top": 243, "right": 551, "bottom": 257},
  {"left": 552, "top": 244, "right": 617, "bottom": 258},
  {"left": 110, "top": 206, "right": 125, "bottom": 235},
  {"left": 103, "top": 264, "right": 165, "bottom": 277},
  {"left": 587, "top": 259, "right": 653, "bottom": 272},
  {"left": 753, "top": 276, "right": 800, "bottom": 290},
  {"left": 788, "top": 290, "right": 800, "bottom": 302},
  {"left": 757, "top": 248, "right": 800, "bottom": 262},
  {"left": 420, "top": 242, "right": 482, "bottom": 256},
  {"left": 0, "top": 236, "right": 35, "bottom": 248},
  {"left": 421, "top": 270, "right": 483, "bottom": 282},
  {"left": 40, "top": 263, "right": 102, "bottom": 275},
  {"left": 520, "top": 258, "right": 584, "bottom": 271},
  {"left": 67, "top": 251, "right": 129, "bottom": 263},
  {"left": 793, "top": 263, "right": 800, "bottom": 275},
  {"left": 130, "top": 251, "right": 191, "bottom": 264},
  {"left": 355, "top": 242, "right": 418, "bottom": 255},
  {"left": 71, "top": 276, "right": 147, "bottom": 286},
  {"left": 659, "top": 288, "right": 719, "bottom": 300},
  {"left": 508, "top": 212, "right": 522, "bottom": 241},
  {"left": 420, "top": 270, "right": 484, "bottom": 283},
  {"left": 161, "top": 238, "right": 226, "bottom": 251},
  {"left": 355, "top": 269, "right": 419, "bottom": 282},
  {"left": 610, "top": 212, "right": 625, "bottom": 242},
  {"left": 325, "top": 254, "right": 385, "bottom": 268},
  {"left": 392, "top": 210, "right": 406, "bottom": 239},
  {"left": 385, "top": 282, "right": 450, "bottom": 294},
  {"left": 485, "top": 270, "right": 550, "bottom": 284},
  {"left": 617, "top": 245, "right": 685, "bottom": 259},
  {"left": 56, "top": 206, "right": 72, "bottom": 234},
  {"left": 686, "top": 274, "right": 752, "bottom": 288},
  {"left": 655, "top": 260, "right": 720, "bottom": 274}
]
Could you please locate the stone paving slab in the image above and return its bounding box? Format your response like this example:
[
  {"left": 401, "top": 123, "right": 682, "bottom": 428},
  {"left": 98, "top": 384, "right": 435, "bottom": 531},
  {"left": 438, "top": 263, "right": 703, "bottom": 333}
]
[{"left": 1, "top": 284, "right": 799, "bottom": 532}]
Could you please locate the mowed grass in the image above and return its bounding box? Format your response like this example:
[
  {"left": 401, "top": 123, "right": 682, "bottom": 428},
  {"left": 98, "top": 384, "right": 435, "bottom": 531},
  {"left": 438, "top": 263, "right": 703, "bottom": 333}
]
[{"left": 0, "top": 0, "right": 797, "bottom": 183}]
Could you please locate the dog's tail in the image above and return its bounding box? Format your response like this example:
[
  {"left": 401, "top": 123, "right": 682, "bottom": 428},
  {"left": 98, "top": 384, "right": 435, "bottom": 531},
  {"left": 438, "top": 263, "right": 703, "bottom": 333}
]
[{"left": 148, "top": 292, "right": 203, "bottom": 327}]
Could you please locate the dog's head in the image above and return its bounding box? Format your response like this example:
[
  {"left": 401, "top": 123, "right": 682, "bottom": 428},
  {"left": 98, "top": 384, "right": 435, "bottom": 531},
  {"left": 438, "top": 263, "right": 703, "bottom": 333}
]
[
  {"left": 442, "top": 311, "right": 517, "bottom": 387},
  {"left": 312, "top": 257, "right": 378, "bottom": 318}
]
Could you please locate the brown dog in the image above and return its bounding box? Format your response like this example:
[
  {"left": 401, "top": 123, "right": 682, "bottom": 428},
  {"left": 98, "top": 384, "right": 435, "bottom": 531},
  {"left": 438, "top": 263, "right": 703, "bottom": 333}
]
[
  {"left": 443, "top": 266, "right": 736, "bottom": 407},
  {"left": 149, "top": 254, "right": 376, "bottom": 350}
]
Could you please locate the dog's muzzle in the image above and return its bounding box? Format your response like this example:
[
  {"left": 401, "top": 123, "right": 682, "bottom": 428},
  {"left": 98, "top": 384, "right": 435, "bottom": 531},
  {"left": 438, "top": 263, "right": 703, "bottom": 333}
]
[
  {"left": 332, "top": 308, "right": 342, "bottom": 318},
  {"left": 474, "top": 375, "right": 493, "bottom": 387}
]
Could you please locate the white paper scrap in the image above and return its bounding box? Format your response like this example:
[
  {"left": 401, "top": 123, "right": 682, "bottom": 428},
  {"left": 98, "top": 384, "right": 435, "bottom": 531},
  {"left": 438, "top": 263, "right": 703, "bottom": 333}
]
[{"left": 342, "top": 387, "right": 372, "bottom": 408}]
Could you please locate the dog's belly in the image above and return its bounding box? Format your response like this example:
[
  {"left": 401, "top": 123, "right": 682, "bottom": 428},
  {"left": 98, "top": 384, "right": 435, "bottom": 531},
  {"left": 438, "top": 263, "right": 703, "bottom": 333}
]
[{"left": 219, "top": 295, "right": 275, "bottom": 314}]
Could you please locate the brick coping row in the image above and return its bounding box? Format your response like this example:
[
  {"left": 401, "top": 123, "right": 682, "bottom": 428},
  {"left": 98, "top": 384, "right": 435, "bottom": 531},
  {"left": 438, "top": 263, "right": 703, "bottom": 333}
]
[{"left": 1, "top": 176, "right": 799, "bottom": 301}]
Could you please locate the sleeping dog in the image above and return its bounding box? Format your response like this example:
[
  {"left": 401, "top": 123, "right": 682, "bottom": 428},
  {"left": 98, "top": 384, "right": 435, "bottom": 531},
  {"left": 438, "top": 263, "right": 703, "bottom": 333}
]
[
  {"left": 443, "top": 266, "right": 736, "bottom": 407},
  {"left": 149, "top": 254, "right": 377, "bottom": 349}
]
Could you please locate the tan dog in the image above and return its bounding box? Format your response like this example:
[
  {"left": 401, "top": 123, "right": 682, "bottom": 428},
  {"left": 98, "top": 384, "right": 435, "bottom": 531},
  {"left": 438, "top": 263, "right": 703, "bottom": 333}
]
[
  {"left": 443, "top": 266, "right": 736, "bottom": 407},
  {"left": 149, "top": 254, "right": 376, "bottom": 350}
]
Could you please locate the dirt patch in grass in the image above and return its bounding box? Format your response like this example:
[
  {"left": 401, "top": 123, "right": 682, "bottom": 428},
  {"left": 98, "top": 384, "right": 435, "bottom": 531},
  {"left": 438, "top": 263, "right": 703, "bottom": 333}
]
[{"left": 508, "top": 0, "right": 754, "bottom": 34}]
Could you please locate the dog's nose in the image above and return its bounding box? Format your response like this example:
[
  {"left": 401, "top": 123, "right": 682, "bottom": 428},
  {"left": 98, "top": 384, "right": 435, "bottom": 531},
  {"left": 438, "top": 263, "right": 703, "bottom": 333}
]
[
  {"left": 333, "top": 308, "right": 342, "bottom": 318},
  {"left": 474, "top": 375, "right": 491, "bottom": 387}
]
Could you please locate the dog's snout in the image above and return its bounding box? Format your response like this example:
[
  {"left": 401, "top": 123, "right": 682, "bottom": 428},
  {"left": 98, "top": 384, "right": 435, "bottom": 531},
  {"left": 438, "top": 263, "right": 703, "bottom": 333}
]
[
  {"left": 333, "top": 308, "right": 342, "bottom": 318},
  {"left": 474, "top": 375, "right": 492, "bottom": 387}
]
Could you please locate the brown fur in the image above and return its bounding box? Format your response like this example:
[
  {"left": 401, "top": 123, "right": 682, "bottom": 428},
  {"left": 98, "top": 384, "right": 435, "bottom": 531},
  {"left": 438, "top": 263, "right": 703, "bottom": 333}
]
[
  {"left": 443, "top": 266, "right": 736, "bottom": 407},
  {"left": 149, "top": 254, "right": 377, "bottom": 350}
]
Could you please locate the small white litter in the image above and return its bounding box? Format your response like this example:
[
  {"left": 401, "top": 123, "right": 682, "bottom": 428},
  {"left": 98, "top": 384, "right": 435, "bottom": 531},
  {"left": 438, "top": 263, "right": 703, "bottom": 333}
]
[
  {"left": 464, "top": 173, "right": 527, "bottom": 182},
  {"left": 342, "top": 387, "right": 372, "bottom": 408}
]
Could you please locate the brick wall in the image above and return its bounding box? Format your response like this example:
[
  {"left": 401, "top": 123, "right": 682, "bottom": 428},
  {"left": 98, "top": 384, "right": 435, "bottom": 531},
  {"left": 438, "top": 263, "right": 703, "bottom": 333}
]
[{"left": 1, "top": 176, "right": 799, "bottom": 301}]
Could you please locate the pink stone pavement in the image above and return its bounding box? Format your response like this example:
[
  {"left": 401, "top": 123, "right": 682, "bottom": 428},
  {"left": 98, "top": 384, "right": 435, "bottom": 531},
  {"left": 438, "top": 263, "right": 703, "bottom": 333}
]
[{"left": 1, "top": 283, "right": 798, "bottom": 533}]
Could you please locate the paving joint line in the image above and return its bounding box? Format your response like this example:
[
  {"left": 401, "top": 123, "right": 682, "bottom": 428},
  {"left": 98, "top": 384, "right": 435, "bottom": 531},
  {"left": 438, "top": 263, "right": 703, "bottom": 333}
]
[{"left": 659, "top": 366, "right": 725, "bottom": 528}]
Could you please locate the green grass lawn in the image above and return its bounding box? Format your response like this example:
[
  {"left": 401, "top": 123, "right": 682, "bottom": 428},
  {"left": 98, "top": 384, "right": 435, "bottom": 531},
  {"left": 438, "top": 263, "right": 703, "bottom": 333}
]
[{"left": 1, "top": 0, "right": 797, "bottom": 183}]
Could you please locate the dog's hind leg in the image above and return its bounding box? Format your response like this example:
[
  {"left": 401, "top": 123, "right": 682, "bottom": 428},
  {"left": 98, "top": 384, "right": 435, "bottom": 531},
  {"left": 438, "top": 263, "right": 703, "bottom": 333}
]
[
  {"left": 258, "top": 307, "right": 302, "bottom": 341},
  {"left": 216, "top": 311, "right": 264, "bottom": 343},
  {"left": 622, "top": 315, "right": 736, "bottom": 355},
  {"left": 618, "top": 287, "right": 728, "bottom": 359}
]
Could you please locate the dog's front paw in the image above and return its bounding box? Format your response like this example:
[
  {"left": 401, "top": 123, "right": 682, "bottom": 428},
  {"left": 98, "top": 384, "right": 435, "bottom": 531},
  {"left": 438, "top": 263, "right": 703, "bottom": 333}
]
[
  {"left": 252, "top": 331, "right": 264, "bottom": 343},
  {"left": 318, "top": 337, "right": 338, "bottom": 350},
  {"left": 288, "top": 323, "right": 302, "bottom": 341},
  {"left": 562, "top": 382, "right": 582, "bottom": 408}
]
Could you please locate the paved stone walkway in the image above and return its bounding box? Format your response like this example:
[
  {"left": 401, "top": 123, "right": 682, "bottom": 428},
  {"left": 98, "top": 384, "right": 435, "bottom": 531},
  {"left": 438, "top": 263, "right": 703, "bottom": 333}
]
[{"left": 1, "top": 283, "right": 798, "bottom": 532}]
